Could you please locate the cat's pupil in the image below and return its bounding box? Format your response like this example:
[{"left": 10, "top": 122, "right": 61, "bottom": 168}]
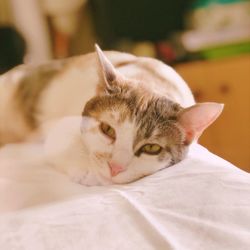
[{"left": 100, "top": 122, "right": 116, "bottom": 140}]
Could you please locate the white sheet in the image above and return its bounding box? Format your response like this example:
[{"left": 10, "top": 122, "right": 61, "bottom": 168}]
[{"left": 0, "top": 144, "right": 250, "bottom": 250}]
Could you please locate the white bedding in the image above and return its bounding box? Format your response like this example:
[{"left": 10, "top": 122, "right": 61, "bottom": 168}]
[{"left": 0, "top": 143, "right": 250, "bottom": 250}]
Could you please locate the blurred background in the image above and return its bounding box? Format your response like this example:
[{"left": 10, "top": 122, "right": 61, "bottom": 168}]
[{"left": 0, "top": 0, "right": 249, "bottom": 171}]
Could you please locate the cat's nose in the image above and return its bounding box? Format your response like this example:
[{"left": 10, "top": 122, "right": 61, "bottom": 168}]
[{"left": 108, "top": 162, "right": 125, "bottom": 177}]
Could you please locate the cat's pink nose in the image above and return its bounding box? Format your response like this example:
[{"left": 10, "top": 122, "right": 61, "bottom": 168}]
[{"left": 108, "top": 162, "right": 125, "bottom": 177}]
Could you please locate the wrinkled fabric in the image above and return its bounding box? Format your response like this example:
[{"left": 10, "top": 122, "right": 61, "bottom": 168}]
[{"left": 0, "top": 144, "right": 249, "bottom": 250}]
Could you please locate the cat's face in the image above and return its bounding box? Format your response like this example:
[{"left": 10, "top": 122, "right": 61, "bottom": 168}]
[
  {"left": 81, "top": 88, "right": 186, "bottom": 184},
  {"left": 80, "top": 45, "right": 223, "bottom": 184}
]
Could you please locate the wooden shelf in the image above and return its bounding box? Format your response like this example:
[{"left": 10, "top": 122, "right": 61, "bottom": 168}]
[{"left": 175, "top": 55, "right": 250, "bottom": 172}]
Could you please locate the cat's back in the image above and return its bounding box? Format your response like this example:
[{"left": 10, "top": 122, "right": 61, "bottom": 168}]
[
  {"left": 110, "top": 55, "right": 194, "bottom": 107},
  {"left": 0, "top": 59, "right": 69, "bottom": 143},
  {"left": 1, "top": 50, "right": 194, "bottom": 119},
  {"left": 38, "top": 51, "right": 194, "bottom": 121},
  {"left": 0, "top": 51, "right": 138, "bottom": 143},
  {"left": 0, "top": 50, "right": 194, "bottom": 144},
  {"left": 37, "top": 51, "right": 138, "bottom": 121}
]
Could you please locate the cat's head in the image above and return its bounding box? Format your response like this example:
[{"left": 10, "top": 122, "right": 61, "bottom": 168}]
[{"left": 80, "top": 45, "right": 223, "bottom": 184}]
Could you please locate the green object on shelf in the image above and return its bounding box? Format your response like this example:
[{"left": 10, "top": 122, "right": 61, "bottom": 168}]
[
  {"left": 191, "top": 0, "right": 247, "bottom": 9},
  {"left": 199, "top": 42, "right": 250, "bottom": 59}
]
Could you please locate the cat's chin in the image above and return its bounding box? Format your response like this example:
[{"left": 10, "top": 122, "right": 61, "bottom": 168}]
[
  {"left": 71, "top": 177, "right": 113, "bottom": 186},
  {"left": 110, "top": 172, "right": 141, "bottom": 185},
  {"left": 70, "top": 170, "right": 114, "bottom": 186}
]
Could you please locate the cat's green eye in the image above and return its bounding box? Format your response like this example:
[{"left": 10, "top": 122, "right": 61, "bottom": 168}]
[
  {"left": 140, "top": 144, "right": 162, "bottom": 155},
  {"left": 100, "top": 122, "right": 116, "bottom": 140}
]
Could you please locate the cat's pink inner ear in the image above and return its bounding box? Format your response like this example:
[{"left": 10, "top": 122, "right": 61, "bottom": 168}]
[
  {"left": 95, "top": 44, "right": 119, "bottom": 89},
  {"left": 178, "top": 103, "right": 224, "bottom": 144}
]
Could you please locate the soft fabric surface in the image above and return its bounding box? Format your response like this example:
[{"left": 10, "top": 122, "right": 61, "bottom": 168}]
[{"left": 0, "top": 144, "right": 249, "bottom": 250}]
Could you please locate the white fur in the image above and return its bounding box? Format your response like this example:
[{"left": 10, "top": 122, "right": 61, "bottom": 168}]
[
  {"left": 44, "top": 116, "right": 112, "bottom": 185},
  {"left": 45, "top": 115, "right": 171, "bottom": 185},
  {"left": 0, "top": 142, "right": 86, "bottom": 212},
  {"left": 149, "top": 59, "right": 195, "bottom": 107},
  {"left": 118, "top": 58, "right": 195, "bottom": 108}
]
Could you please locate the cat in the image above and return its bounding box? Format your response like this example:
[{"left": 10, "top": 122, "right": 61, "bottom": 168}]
[
  {"left": 0, "top": 45, "right": 223, "bottom": 185},
  {"left": 0, "top": 45, "right": 194, "bottom": 145}
]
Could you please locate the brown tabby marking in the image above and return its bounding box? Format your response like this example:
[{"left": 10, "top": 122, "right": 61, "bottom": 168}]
[
  {"left": 95, "top": 152, "right": 112, "bottom": 161},
  {"left": 14, "top": 61, "right": 67, "bottom": 127}
]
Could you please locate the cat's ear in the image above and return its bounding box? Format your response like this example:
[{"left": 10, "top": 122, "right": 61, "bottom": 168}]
[
  {"left": 177, "top": 102, "right": 224, "bottom": 145},
  {"left": 95, "top": 44, "right": 122, "bottom": 93}
]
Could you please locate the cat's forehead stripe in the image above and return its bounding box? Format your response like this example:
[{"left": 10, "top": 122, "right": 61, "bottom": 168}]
[
  {"left": 132, "top": 96, "right": 183, "bottom": 151},
  {"left": 83, "top": 88, "right": 183, "bottom": 147},
  {"left": 83, "top": 95, "right": 132, "bottom": 123}
]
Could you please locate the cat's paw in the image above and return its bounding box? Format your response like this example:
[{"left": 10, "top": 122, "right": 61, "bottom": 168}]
[
  {"left": 71, "top": 173, "right": 100, "bottom": 186},
  {"left": 71, "top": 175, "right": 90, "bottom": 186}
]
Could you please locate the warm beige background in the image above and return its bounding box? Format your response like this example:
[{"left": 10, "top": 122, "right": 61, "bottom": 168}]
[{"left": 175, "top": 55, "right": 250, "bottom": 172}]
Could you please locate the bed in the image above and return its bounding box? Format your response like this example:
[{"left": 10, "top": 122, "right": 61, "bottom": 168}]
[{"left": 0, "top": 142, "right": 249, "bottom": 250}]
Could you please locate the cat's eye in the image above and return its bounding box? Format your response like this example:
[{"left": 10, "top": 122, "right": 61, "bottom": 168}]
[
  {"left": 100, "top": 122, "right": 116, "bottom": 140},
  {"left": 140, "top": 144, "right": 162, "bottom": 155}
]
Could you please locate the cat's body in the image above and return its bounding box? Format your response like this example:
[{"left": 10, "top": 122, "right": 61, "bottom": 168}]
[
  {"left": 0, "top": 45, "right": 223, "bottom": 186},
  {"left": 0, "top": 50, "right": 194, "bottom": 145}
]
